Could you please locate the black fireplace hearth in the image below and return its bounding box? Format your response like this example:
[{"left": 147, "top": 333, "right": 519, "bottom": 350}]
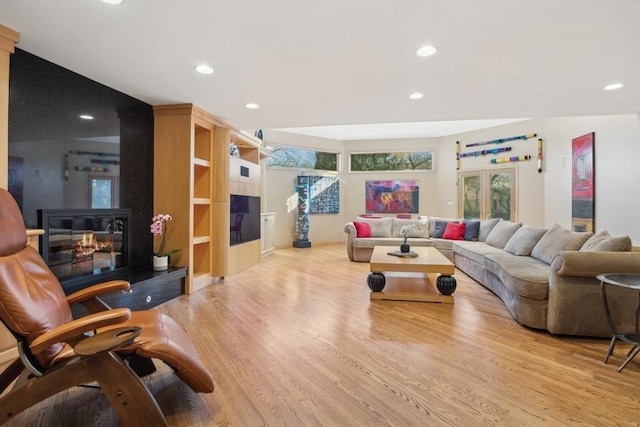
[{"left": 38, "top": 208, "right": 132, "bottom": 293}]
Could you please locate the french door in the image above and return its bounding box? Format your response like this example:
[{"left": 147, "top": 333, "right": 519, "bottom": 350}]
[{"left": 458, "top": 168, "right": 516, "bottom": 220}]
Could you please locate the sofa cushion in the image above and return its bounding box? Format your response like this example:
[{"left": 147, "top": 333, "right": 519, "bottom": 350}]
[
  {"left": 352, "top": 237, "right": 433, "bottom": 249},
  {"left": 484, "top": 254, "right": 550, "bottom": 300},
  {"left": 353, "top": 221, "right": 372, "bottom": 238},
  {"left": 530, "top": 223, "right": 592, "bottom": 264},
  {"left": 453, "top": 241, "right": 507, "bottom": 264},
  {"left": 353, "top": 217, "right": 392, "bottom": 238},
  {"left": 463, "top": 220, "right": 480, "bottom": 241},
  {"left": 443, "top": 222, "right": 466, "bottom": 240},
  {"left": 391, "top": 218, "right": 429, "bottom": 238},
  {"left": 478, "top": 218, "right": 501, "bottom": 242},
  {"left": 431, "top": 238, "right": 454, "bottom": 252},
  {"left": 504, "top": 226, "right": 547, "bottom": 256},
  {"left": 432, "top": 220, "right": 450, "bottom": 238},
  {"left": 485, "top": 221, "right": 523, "bottom": 249},
  {"left": 580, "top": 230, "right": 632, "bottom": 252}
]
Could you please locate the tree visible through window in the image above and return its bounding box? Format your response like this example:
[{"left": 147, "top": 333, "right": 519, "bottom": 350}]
[
  {"left": 350, "top": 151, "right": 433, "bottom": 172},
  {"left": 267, "top": 146, "right": 338, "bottom": 171}
]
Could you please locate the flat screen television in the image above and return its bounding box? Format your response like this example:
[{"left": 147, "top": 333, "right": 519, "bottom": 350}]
[{"left": 230, "top": 194, "right": 261, "bottom": 246}]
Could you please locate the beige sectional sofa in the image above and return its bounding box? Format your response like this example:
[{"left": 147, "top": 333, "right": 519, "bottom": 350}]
[{"left": 344, "top": 216, "right": 640, "bottom": 337}]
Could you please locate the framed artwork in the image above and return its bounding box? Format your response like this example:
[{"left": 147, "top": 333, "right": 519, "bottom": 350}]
[
  {"left": 309, "top": 176, "right": 339, "bottom": 214},
  {"left": 571, "top": 133, "right": 595, "bottom": 232},
  {"left": 365, "top": 180, "right": 419, "bottom": 214}
]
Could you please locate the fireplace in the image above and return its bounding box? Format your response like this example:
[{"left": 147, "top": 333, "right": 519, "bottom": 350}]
[{"left": 38, "top": 209, "right": 132, "bottom": 293}]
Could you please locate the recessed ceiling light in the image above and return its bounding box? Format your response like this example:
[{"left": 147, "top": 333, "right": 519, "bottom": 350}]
[
  {"left": 604, "top": 83, "right": 624, "bottom": 91},
  {"left": 195, "top": 64, "right": 214, "bottom": 74},
  {"left": 416, "top": 46, "right": 437, "bottom": 57},
  {"left": 409, "top": 93, "right": 424, "bottom": 100},
  {"left": 246, "top": 103, "right": 260, "bottom": 109},
  {"left": 80, "top": 115, "right": 94, "bottom": 120},
  {"left": 101, "top": 0, "right": 123, "bottom": 4}
]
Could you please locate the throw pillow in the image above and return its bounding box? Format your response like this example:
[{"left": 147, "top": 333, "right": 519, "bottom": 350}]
[
  {"left": 443, "top": 221, "right": 466, "bottom": 240},
  {"left": 353, "top": 221, "right": 371, "bottom": 238},
  {"left": 580, "top": 230, "right": 632, "bottom": 252},
  {"left": 463, "top": 220, "right": 481, "bottom": 241},
  {"left": 531, "top": 223, "right": 593, "bottom": 264},
  {"left": 427, "top": 216, "right": 460, "bottom": 237},
  {"left": 478, "top": 218, "right": 501, "bottom": 242},
  {"left": 503, "top": 226, "right": 548, "bottom": 256},
  {"left": 485, "top": 221, "right": 523, "bottom": 249},
  {"left": 432, "top": 220, "right": 450, "bottom": 238},
  {"left": 391, "top": 218, "right": 429, "bottom": 238},
  {"left": 354, "top": 216, "right": 392, "bottom": 238}
]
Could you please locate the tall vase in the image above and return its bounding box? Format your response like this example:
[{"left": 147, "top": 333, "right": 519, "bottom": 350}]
[{"left": 153, "top": 255, "right": 168, "bottom": 271}]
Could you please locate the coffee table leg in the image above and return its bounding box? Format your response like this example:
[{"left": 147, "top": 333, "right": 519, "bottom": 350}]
[
  {"left": 436, "top": 275, "right": 457, "bottom": 295},
  {"left": 368, "top": 273, "right": 386, "bottom": 292}
]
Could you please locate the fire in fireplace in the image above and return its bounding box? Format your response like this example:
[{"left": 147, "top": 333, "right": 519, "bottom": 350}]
[{"left": 38, "top": 209, "right": 131, "bottom": 293}]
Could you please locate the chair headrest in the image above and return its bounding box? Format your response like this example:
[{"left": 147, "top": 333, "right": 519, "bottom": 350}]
[{"left": 0, "top": 188, "right": 27, "bottom": 256}]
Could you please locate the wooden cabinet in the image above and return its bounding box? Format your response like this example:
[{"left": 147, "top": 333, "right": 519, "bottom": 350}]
[
  {"left": 153, "top": 104, "right": 230, "bottom": 293},
  {"left": 261, "top": 213, "right": 276, "bottom": 256}
]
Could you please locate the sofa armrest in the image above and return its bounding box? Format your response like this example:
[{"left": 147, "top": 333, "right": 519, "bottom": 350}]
[
  {"left": 547, "top": 250, "right": 640, "bottom": 336},
  {"left": 551, "top": 251, "right": 640, "bottom": 277},
  {"left": 344, "top": 222, "right": 356, "bottom": 261}
]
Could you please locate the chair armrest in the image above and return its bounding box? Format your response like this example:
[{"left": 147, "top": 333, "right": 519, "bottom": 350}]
[
  {"left": 29, "top": 308, "right": 131, "bottom": 355},
  {"left": 66, "top": 280, "right": 131, "bottom": 305}
]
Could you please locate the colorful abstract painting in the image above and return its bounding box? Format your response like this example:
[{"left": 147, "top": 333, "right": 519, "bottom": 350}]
[
  {"left": 365, "top": 180, "right": 419, "bottom": 214},
  {"left": 571, "top": 133, "right": 595, "bottom": 232}
]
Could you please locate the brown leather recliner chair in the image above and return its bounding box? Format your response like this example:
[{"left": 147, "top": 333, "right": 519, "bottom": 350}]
[{"left": 0, "top": 188, "right": 213, "bottom": 426}]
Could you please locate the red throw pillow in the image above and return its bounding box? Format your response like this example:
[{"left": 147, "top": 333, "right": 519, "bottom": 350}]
[
  {"left": 442, "top": 221, "right": 466, "bottom": 240},
  {"left": 353, "top": 221, "right": 372, "bottom": 238}
]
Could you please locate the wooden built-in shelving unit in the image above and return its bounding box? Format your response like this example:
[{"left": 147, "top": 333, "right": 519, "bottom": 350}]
[{"left": 153, "top": 104, "right": 265, "bottom": 293}]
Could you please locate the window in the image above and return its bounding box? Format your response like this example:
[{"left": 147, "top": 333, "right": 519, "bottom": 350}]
[
  {"left": 349, "top": 150, "right": 433, "bottom": 172},
  {"left": 267, "top": 146, "right": 338, "bottom": 171},
  {"left": 89, "top": 176, "right": 119, "bottom": 208}
]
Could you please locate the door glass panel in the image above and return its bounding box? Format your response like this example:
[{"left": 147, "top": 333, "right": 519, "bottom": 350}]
[
  {"left": 488, "top": 172, "right": 513, "bottom": 220},
  {"left": 461, "top": 174, "right": 482, "bottom": 219}
]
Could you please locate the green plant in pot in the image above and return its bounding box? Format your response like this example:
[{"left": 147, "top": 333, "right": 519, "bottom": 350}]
[{"left": 400, "top": 223, "right": 420, "bottom": 253}]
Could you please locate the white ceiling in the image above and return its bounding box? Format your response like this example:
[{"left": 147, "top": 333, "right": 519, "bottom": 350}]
[{"left": 2, "top": 0, "right": 639, "bottom": 140}]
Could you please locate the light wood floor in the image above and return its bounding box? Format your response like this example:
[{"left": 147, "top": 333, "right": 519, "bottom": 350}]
[{"left": 5, "top": 244, "right": 640, "bottom": 426}]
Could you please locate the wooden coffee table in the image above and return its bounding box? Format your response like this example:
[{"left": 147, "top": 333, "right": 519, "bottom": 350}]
[{"left": 367, "top": 246, "right": 456, "bottom": 303}]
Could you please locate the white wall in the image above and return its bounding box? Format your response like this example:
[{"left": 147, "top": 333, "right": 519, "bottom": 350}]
[
  {"left": 263, "top": 130, "right": 347, "bottom": 248},
  {"left": 541, "top": 114, "right": 640, "bottom": 241},
  {"left": 438, "top": 119, "right": 545, "bottom": 226},
  {"left": 264, "top": 114, "right": 640, "bottom": 247}
]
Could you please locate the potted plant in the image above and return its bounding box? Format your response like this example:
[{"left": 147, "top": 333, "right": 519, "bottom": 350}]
[
  {"left": 150, "top": 214, "right": 180, "bottom": 271},
  {"left": 400, "top": 223, "right": 420, "bottom": 253}
]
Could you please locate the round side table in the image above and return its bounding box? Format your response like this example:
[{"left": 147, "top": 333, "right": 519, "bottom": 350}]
[{"left": 597, "top": 273, "right": 640, "bottom": 372}]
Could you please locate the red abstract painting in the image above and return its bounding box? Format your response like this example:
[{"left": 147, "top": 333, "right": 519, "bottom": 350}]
[{"left": 571, "top": 133, "right": 595, "bottom": 232}]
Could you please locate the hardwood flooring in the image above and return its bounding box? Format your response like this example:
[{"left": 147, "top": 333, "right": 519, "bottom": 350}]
[{"left": 4, "top": 244, "right": 640, "bottom": 426}]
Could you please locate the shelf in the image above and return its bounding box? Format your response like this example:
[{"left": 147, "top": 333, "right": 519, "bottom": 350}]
[
  {"left": 194, "top": 125, "right": 212, "bottom": 162},
  {"left": 193, "top": 204, "right": 211, "bottom": 236},
  {"left": 192, "top": 244, "right": 211, "bottom": 277},
  {"left": 193, "top": 157, "right": 211, "bottom": 167},
  {"left": 193, "top": 236, "right": 211, "bottom": 245},
  {"left": 193, "top": 198, "right": 211, "bottom": 205}
]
